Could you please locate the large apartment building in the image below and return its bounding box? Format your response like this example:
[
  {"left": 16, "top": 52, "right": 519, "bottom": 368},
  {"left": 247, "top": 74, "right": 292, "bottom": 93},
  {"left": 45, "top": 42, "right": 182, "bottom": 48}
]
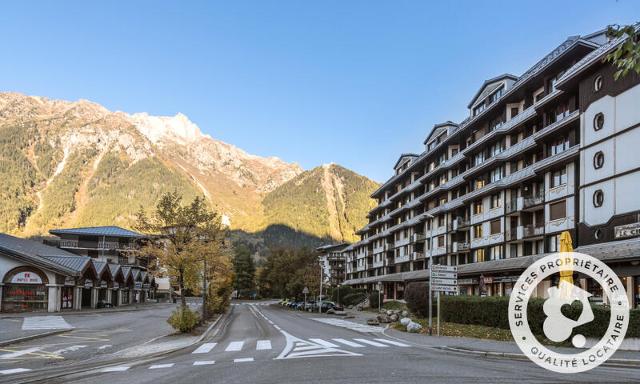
[{"left": 343, "top": 28, "right": 640, "bottom": 307}]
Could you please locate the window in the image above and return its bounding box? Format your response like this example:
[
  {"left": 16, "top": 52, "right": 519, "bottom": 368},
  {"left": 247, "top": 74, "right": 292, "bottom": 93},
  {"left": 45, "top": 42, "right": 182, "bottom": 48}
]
[
  {"left": 511, "top": 107, "right": 519, "bottom": 118},
  {"left": 438, "top": 215, "right": 445, "bottom": 227},
  {"left": 474, "top": 248, "right": 485, "bottom": 263},
  {"left": 594, "top": 75, "right": 603, "bottom": 92},
  {"left": 490, "top": 193, "right": 502, "bottom": 209},
  {"left": 549, "top": 200, "right": 567, "bottom": 221},
  {"left": 490, "top": 219, "right": 501, "bottom": 235},
  {"left": 490, "top": 167, "right": 503, "bottom": 182},
  {"left": 551, "top": 168, "right": 567, "bottom": 188},
  {"left": 550, "top": 136, "right": 570, "bottom": 155},
  {"left": 489, "top": 245, "right": 503, "bottom": 260},
  {"left": 593, "top": 189, "right": 604, "bottom": 208},
  {"left": 474, "top": 224, "right": 483, "bottom": 238},
  {"left": 593, "top": 151, "right": 605, "bottom": 169},
  {"left": 473, "top": 200, "right": 484, "bottom": 215},
  {"left": 437, "top": 235, "right": 444, "bottom": 247},
  {"left": 489, "top": 87, "right": 504, "bottom": 103},
  {"left": 547, "top": 235, "right": 560, "bottom": 252},
  {"left": 474, "top": 152, "right": 485, "bottom": 166},
  {"left": 593, "top": 113, "right": 605, "bottom": 131},
  {"left": 475, "top": 179, "right": 486, "bottom": 190},
  {"left": 473, "top": 103, "right": 486, "bottom": 116}
]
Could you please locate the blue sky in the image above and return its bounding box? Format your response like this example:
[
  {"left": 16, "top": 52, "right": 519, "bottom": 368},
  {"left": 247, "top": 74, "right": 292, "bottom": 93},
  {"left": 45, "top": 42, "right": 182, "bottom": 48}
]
[{"left": 1, "top": 1, "right": 638, "bottom": 182}]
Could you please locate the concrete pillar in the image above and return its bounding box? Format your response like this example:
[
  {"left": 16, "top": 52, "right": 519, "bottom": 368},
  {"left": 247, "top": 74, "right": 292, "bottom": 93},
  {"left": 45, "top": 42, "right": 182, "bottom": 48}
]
[
  {"left": 91, "top": 287, "right": 98, "bottom": 309},
  {"left": 74, "top": 287, "right": 82, "bottom": 310},
  {"left": 627, "top": 277, "right": 635, "bottom": 309},
  {"left": 106, "top": 289, "right": 113, "bottom": 305},
  {"left": 0, "top": 284, "right": 3, "bottom": 312},
  {"left": 117, "top": 290, "right": 122, "bottom": 306},
  {"left": 47, "top": 285, "right": 61, "bottom": 313}
]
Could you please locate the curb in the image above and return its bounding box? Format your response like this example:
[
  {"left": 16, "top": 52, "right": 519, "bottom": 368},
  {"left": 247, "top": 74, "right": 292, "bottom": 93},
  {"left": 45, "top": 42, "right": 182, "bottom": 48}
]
[
  {"left": 438, "top": 346, "right": 640, "bottom": 369},
  {"left": 8, "top": 309, "right": 230, "bottom": 384},
  {"left": 0, "top": 330, "right": 71, "bottom": 348}
]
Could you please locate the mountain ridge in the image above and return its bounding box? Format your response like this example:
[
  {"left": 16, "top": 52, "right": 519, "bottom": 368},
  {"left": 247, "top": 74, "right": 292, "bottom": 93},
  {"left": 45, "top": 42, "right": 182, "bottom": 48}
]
[{"left": 0, "top": 92, "right": 378, "bottom": 248}]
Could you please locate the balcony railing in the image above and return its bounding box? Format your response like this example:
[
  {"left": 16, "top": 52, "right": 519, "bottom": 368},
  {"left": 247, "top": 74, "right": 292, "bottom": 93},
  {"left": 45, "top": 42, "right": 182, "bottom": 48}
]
[
  {"left": 523, "top": 193, "right": 544, "bottom": 209},
  {"left": 411, "top": 233, "right": 426, "bottom": 243},
  {"left": 523, "top": 225, "right": 544, "bottom": 238},
  {"left": 505, "top": 229, "right": 517, "bottom": 241}
]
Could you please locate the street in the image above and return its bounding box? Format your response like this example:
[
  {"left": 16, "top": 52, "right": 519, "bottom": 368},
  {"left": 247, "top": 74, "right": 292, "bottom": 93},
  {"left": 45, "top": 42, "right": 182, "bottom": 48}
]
[{"left": 3, "top": 301, "right": 636, "bottom": 383}]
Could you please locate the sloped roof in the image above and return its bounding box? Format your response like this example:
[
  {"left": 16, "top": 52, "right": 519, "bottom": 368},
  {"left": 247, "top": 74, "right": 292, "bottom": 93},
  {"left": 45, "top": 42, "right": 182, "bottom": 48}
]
[
  {"left": 316, "top": 243, "right": 350, "bottom": 253},
  {"left": 393, "top": 153, "right": 419, "bottom": 170},
  {"left": 92, "top": 260, "right": 113, "bottom": 280},
  {"left": 50, "top": 226, "right": 145, "bottom": 239},
  {"left": 0, "top": 233, "right": 90, "bottom": 276},
  {"left": 423, "top": 121, "right": 458, "bottom": 145},
  {"left": 467, "top": 74, "right": 517, "bottom": 109}
]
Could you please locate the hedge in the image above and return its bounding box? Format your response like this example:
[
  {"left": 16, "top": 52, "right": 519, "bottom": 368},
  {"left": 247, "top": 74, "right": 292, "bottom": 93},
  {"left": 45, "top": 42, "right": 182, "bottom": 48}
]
[{"left": 405, "top": 285, "right": 640, "bottom": 338}]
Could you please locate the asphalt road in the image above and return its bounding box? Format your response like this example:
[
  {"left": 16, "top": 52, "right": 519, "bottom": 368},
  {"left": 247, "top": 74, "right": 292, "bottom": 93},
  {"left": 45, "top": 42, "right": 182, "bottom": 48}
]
[
  {"left": 32, "top": 301, "right": 640, "bottom": 384},
  {"left": 0, "top": 302, "right": 186, "bottom": 377}
]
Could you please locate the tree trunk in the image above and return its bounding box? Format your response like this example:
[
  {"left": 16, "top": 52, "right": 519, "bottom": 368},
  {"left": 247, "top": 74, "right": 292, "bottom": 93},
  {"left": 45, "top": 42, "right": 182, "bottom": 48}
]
[{"left": 179, "top": 269, "right": 187, "bottom": 309}]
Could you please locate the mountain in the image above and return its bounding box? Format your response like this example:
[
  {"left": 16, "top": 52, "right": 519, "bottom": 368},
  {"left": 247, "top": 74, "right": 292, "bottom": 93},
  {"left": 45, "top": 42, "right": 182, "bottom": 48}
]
[{"left": 0, "top": 92, "right": 378, "bottom": 249}]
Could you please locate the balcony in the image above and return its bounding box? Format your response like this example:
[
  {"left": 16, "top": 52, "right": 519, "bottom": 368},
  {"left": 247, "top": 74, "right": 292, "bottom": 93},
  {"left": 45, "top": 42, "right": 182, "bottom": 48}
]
[
  {"left": 546, "top": 183, "right": 572, "bottom": 202},
  {"left": 429, "top": 246, "right": 447, "bottom": 257},
  {"left": 452, "top": 241, "right": 470, "bottom": 253},
  {"left": 523, "top": 193, "right": 545, "bottom": 209},
  {"left": 412, "top": 251, "right": 424, "bottom": 260},
  {"left": 521, "top": 225, "right": 544, "bottom": 239},
  {"left": 411, "top": 233, "right": 426, "bottom": 243},
  {"left": 471, "top": 233, "right": 504, "bottom": 248},
  {"left": 395, "top": 253, "right": 411, "bottom": 263},
  {"left": 505, "top": 229, "right": 517, "bottom": 241},
  {"left": 546, "top": 216, "right": 575, "bottom": 234}
]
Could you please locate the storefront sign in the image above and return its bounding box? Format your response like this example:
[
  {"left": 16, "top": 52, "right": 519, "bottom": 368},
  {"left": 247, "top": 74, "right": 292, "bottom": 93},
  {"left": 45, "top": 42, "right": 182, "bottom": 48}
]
[
  {"left": 134, "top": 282, "right": 142, "bottom": 290},
  {"left": 10, "top": 271, "right": 42, "bottom": 284},
  {"left": 84, "top": 279, "right": 93, "bottom": 288},
  {"left": 482, "top": 276, "right": 494, "bottom": 284},
  {"left": 143, "top": 283, "right": 150, "bottom": 289},
  {"left": 457, "top": 278, "right": 477, "bottom": 285},
  {"left": 113, "top": 282, "right": 119, "bottom": 289},
  {"left": 64, "top": 276, "right": 75, "bottom": 286},
  {"left": 615, "top": 222, "right": 640, "bottom": 239},
  {"left": 100, "top": 280, "right": 108, "bottom": 288}
]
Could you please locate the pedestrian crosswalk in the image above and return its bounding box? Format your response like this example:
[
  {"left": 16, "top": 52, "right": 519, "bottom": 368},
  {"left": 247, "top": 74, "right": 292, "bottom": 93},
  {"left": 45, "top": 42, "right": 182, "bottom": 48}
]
[
  {"left": 42, "top": 336, "right": 412, "bottom": 377},
  {"left": 187, "top": 337, "right": 409, "bottom": 356},
  {"left": 21, "top": 316, "right": 73, "bottom": 330},
  {"left": 311, "top": 318, "right": 383, "bottom": 333}
]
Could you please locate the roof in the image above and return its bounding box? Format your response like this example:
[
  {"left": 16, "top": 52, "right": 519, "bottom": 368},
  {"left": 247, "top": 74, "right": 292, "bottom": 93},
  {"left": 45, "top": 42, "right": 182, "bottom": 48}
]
[
  {"left": 0, "top": 233, "right": 91, "bottom": 276},
  {"left": 392, "top": 153, "right": 419, "bottom": 170},
  {"left": 50, "top": 226, "right": 145, "bottom": 239},
  {"left": 423, "top": 121, "right": 458, "bottom": 145},
  {"left": 316, "top": 243, "right": 350, "bottom": 253},
  {"left": 466, "top": 73, "right": 518, "bottom": 109}
]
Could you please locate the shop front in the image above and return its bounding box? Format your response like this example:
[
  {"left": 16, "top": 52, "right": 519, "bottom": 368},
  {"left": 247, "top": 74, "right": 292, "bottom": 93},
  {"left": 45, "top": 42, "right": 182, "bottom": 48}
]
[
  {"left": 61, "top": 276, "right": 76, "bottom": 310},
  {"left": 2, "top": 267, "right": 49, "bottom": 312}
]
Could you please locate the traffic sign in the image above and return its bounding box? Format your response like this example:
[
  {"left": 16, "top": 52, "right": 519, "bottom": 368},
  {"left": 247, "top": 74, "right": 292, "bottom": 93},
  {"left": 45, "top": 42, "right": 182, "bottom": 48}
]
[
  {"left": 432, "top": 285, "right": 459, "bottom": 293},
  {"left": 431, "top": 265, "right": 457, "bottom": 272},
  {"left": 431, "top": 278, "right": 457, "bottom": 286},
  {"left": 431, "top": 271, "right": 457, "bottom": 279},
  {"left": 303, "top": 287, "right": 309, "bottom": 294}
]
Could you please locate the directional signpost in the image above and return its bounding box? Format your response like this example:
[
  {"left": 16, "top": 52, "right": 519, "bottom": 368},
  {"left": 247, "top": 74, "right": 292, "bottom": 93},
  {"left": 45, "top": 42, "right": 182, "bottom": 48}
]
[
  {"left": 430, "top": 265, "right": 458, "bottom": 336},
  {"left": 303, "top": 287, "right": 309, "bottom": 310}
]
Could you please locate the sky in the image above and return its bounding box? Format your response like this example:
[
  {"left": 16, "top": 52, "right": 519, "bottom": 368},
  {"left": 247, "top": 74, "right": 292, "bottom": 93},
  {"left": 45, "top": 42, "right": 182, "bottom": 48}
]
[{"left": 0, "top": 1, "right": 638, "bottom": 182}]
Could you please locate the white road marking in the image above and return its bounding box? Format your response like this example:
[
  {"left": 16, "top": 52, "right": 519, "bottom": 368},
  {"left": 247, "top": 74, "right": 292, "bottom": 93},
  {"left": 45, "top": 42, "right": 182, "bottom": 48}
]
[
  {"left": 309, "top": 338, "right": 339, "bottom": 348},
  {"left": 193, "top": 360, "right": 215, "bottom": 366},
  {"left": 52, "top": 345, "right": 87, "bottom": 354},
  {"left": 0, "top": 368, "right": 31, "bottom": 375},
  {"left": 98, "top": 345, "right": 113, "bottom": 350},
  {"left": 354, "top": 338, "right": 388, "bottom": 347},
  {"left": 192, "top": 343, "right": 217, "bottom": 354},
  {"left": 100, "top": 366, "right": 130, "bottom": 372},
  {"left": 332, "top": 338, "right": 365, "bottom": 348},
  {"left": 0, "top": 347, "right": 41, "bottom": 359},
  {"left": 21, "top": 316, "right": 73, "bottom": 330},
  {"left": 225, "top": 341, "right": 244, "bottom": 352},
  {"left": 233, "top": 357, "right": 254, "bottom": 363},
  {"left": 256, "top": 340, "right": 272, "bottom": 350},
  {"left": 311, "top": 318, "right": 382, "bottom": 333},
  {"left": 374, "top": 338, "right": 410, "bottom": 347},
  {"left": 149, "top": 363, "right": 174, "bottom": 369}
]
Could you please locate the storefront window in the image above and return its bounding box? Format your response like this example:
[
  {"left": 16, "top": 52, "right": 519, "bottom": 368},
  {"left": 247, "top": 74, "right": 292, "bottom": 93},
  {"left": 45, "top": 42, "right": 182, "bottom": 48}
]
[
  {"left": 2, "top": 269, "right": 49, "bottom": 312},
  {"left": 61, "top": 287, "right": 74, "bottom": 310}
]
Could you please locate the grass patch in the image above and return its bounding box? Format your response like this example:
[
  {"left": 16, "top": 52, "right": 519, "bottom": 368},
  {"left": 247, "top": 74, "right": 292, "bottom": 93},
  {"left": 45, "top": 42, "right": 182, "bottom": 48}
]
[{"left": 392, "top": 317, "right": 514, "bottom": 342}]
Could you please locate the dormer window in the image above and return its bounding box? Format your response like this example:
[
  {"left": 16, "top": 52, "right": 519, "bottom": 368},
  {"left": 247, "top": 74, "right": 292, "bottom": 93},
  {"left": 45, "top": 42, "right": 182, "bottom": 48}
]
[
  {"left": 473, "top": 103, "right": 486, "bottom": 117},
  {"left": 489, "top": 87, "right": 504, "bottom": 104}
]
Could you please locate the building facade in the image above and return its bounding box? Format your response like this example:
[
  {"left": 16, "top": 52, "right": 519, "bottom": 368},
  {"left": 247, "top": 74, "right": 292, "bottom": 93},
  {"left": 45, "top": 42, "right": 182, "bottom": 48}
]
[
  {"left": 0, "top": 230, "right": 156, "bottom": 313},
  {"left": 343, "top": 29, "right": 640, "bottom": 307},
  {"left": 317, "top": 243, "right": 349, "bottom": 286}
]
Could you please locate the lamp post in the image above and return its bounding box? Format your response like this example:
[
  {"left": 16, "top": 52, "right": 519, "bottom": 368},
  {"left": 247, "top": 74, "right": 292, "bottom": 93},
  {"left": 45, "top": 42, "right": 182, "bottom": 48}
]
[
  {"left": 319, "top": 262, "right": 323, "bottom": 314},
  {"left": 426, "top": 213, "right": 435, "bottom": 336}
]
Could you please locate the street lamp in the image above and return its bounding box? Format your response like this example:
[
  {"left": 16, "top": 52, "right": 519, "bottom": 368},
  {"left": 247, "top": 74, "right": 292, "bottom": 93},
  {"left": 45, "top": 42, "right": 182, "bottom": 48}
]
[
  {"left": 319, "top": 261, "right": 323, "bottom": 314},
  {"left": 425, "top": 212, "right": 435, "bottom": 336}
]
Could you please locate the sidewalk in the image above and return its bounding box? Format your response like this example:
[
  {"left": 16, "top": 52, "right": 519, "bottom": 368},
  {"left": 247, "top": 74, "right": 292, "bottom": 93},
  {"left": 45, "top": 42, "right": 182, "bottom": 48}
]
[
  {"left": 337, "top": 308, "right": 640, "bottom": 364},
  {"left": 0, "top": 301, "right": 173, "bottom": 319}
]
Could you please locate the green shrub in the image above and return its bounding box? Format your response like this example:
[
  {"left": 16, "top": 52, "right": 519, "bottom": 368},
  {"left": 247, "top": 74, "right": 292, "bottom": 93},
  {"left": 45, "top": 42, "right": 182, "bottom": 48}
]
[
  {"left": 369, "top": 290, "right": 381, "bottom": 309},
  {"left": 167, "top": 307, "right": 201, "bottom": 333},
  {"left": 438, "top": 295, "right": 640, "bottom": 339},
  {"left": 405, "top": 282, "right": 431, "bottom": 317}
]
